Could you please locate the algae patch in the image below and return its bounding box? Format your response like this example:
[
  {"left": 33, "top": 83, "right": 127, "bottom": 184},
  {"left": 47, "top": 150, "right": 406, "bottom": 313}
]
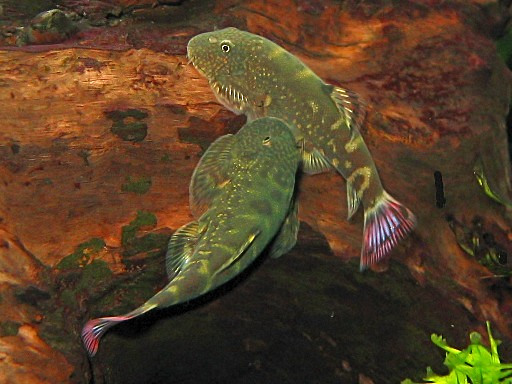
[
  {"left": 121, "top": 210, "right": 170, "bottom": 258},
  {"left": 60, "top": 289, "right": 78, "bottom": 309},
  {"left": 122, "top": 176, "right": 152, "bottom": 195},
  {"left": 106, "top": 108, "right": 149, "bottom": 142},
  {"left": 121, "top": 210, "right": 157, "bottom": 246},
  {"left": 54, "top": 238, "right": 112, "bottom": 311},
  {"left": 0, "top": 321, "right": 21, "bottom": 337},
  {"left": 76, "top": 260, "right": 112, "bottom": 292},
  {"left": 160, "top": 153, "right": 171, "bottom": 163},
  {"left": 14, "top": 285, "right": 51, "bottom": 307},
  {"left": 77, "top": 210, "right": 171, "bottom": 315},
  {"left": 56, "top": 238, "right": 106, "bottom": 270}
]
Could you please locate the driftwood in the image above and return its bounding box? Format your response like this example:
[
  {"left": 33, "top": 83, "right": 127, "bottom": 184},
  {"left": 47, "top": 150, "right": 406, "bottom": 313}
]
[{"left": 1, "top": 0, "right": 512, "bottom": 383}]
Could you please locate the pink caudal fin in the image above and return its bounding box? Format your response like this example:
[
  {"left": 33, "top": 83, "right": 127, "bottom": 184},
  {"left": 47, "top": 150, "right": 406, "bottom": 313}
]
[
  {"left": 360, "top": 191, "right": 416, "bottom": 271},
  {"left": 81, "top": 316, "right": 132, "bottom": 357}
]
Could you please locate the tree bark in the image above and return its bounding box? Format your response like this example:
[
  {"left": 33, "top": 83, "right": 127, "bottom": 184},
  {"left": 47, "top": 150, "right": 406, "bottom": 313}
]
[{"left": 1, "top": 0, "right": 511, "bottom": 383}]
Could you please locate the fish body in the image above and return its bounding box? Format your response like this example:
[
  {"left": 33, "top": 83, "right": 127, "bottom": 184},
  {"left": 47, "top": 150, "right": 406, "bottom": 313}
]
[
  {"left": 82, "top": 117, "right": 301, "bottom": 356},
  {"left": 473, "top": 157, "right": 512, "bottom": 209},
  {"left": 187, "top": 27, "right": 416, "bottom": 269}
]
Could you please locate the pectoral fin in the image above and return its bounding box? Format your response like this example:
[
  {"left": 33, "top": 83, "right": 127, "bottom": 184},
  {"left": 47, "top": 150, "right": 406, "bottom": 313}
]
[
  {"left": 166, "top": 221, "right": 200, "bottom": 280},
  {"left": 324, "top": 84, "right": 367, "bottom": 136},
  {"left": 248, "top": 93, "right": 273, "bottom": 120},
  {"left": 346, "top": 179, "right": 362, "bottom": 220},
  {"left": 189, "top": 134, "right": 235, "bottom": 217},
  {"left": 299, "top": 139, "right": 332, "bottom": 175},
  {"left": 268, "top": 197, "right": 300, "bottom": 258},
  {"left": 213, "top": 231, "right": 260, "bottom": 277}
]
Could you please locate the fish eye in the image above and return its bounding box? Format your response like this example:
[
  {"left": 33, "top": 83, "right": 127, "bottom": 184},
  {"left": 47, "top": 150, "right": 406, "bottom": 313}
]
[
  {"left": 262, "top": 136, "right": 271, "bottom": 146},
  {"left": 221, "top": 43, "right": 231, "bottom": 53}
]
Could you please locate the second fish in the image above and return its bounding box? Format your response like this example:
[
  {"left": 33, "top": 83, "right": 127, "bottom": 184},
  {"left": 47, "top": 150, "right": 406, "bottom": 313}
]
[{"left": 81, "top": 117, "right": 301, "bottom": 356}]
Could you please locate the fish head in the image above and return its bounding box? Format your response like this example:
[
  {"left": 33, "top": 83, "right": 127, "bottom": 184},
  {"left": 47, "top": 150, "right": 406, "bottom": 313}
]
[
  {"left": 234, "top": 117, "right": 301, "bottom": 167},
  {"left": 187, "top": 27, "right": 273, "bottom": 115}
]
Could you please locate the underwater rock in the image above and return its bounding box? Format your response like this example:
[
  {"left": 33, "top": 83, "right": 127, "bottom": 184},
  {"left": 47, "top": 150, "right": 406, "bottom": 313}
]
[
  {"left": 0, "top": 324, "right": 74, "bottom": 383},
  {"left": 86, "top": 223, "right": 489, "bottom": 384},
  {"left": 16, "top": 9, "right": 79, "bottom": 46},
  {"left": 0, "top": 0, "right": 512, "bottom": 383}
]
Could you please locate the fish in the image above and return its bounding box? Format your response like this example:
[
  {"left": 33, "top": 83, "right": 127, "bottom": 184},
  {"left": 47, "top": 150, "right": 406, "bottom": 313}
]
[
  {"left": 187, "top": 27, "right": 416, "bottom": 270},
  {"left": 473, "top": 157, "right": 512, "bottom": 209},
  {"left": 447, "top": 215, "right": 510, "bottom": 279},
  {"left": 81, "top": 117, "right": 301, "bottom": 356}
]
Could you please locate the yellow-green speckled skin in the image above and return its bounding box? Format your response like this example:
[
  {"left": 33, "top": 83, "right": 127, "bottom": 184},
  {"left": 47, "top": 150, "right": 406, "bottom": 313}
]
[
  {"left": 145, "top": 117, "right": 300, "bottom": 309},
  {"left": 187, "top": 27, "right": 384, "bottom": 210},
  {"left": 80, "top": 118, "right": 300, "bottom": 357}
]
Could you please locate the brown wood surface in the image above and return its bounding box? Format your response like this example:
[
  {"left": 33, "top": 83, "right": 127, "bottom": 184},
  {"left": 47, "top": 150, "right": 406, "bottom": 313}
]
[{"left": 1, "top": 0, "right": 512, "bottom": 383}]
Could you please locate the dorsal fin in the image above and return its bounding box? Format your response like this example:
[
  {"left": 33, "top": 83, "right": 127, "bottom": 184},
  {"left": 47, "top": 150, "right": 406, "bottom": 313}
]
[
  {"left": 324, "top": 84, "right": 367, "bottom": 136},
  {"left": 166, "top": 221, "right": 200, "bottom": 280},
  {"left": 189, "top": 134, "right": 235, "bottom": 218}
]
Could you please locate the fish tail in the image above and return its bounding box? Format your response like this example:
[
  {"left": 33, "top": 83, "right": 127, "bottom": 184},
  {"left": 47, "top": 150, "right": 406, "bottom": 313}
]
[
  {"left": 360, "top": 191, "right": 416, "bottom": 271},
  {"left": 81, "top": 305, "right": 155, "bottom": 357}
]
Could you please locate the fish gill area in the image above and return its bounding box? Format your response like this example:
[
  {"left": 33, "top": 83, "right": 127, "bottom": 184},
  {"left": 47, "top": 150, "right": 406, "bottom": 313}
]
[{"left": 1, "top": 0, "right": 512, "bottom": 383}]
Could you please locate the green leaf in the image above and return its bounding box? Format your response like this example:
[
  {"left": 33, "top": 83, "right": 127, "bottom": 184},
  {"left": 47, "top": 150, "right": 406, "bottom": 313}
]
[
  {"left": 403, "top": 323, "right": 512, "bottom": 384},
  {"left": 487, "top": 321, "right": 500, "bottom": 363},
  {"left": 431, "top": 334, "right": 461, "bottom": 354}
]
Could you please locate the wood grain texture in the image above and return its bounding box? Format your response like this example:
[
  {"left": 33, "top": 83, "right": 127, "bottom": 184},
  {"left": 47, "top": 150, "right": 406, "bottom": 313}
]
[{"left": 1, "top": 0, "right": 512, "bottom": 382}]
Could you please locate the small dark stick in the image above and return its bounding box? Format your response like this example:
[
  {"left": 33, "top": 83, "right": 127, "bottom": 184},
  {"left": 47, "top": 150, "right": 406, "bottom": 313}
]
[{"left": 434, "top": 171, "right": 446, "bottom": 208}]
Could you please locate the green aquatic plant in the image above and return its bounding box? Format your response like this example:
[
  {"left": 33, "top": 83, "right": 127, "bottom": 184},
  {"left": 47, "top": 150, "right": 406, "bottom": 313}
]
[{"left": 402, "top": 322, "right": 512, "bottom": 384}]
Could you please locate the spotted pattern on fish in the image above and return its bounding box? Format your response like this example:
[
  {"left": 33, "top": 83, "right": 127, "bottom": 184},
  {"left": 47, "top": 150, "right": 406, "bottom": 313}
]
[
  {"left": 81, "top": 117, "right": 301, "bottom": 356},
  {"left": 347, "top": 166, "right": 372, "bottom": 200},
  {"left": 344, "top": 135, "right": 363, "bottom": 153},
  {"left": 187, "top": 27, "right": 416, "bottom": 270},
  {"left": 330, "top": 117, "right": 345, "bottom": 131}
]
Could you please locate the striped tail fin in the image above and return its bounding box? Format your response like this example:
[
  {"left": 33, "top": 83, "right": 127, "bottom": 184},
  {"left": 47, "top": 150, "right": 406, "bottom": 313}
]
[
  {"left": 360, "top": 191, "right": 416, "bottom": 270},
  {"left": 81, "top": 305, "right": 155, "bottom": 357},
  {"left": 82, "top": 316, "right": 131, "bottom": 357}
]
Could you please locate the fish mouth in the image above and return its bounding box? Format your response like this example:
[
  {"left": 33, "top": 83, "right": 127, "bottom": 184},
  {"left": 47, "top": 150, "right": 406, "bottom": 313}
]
[
  {"left": 187, "top": 41, "right": 248, "bottom": 113},
  {"left": 186, "top": 40, "right": 201, "bottom": 70},
  {"left": 210, "top": 81, "right": 248, "bottom": 112},
  {"left": 186, "top": 45, "right": 197, "bottom": 68}
]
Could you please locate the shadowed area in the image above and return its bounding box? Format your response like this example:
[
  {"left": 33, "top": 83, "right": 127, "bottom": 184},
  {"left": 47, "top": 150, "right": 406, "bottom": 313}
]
[{"left": 94, "top": 223, "right": 491, "bottom": 384}]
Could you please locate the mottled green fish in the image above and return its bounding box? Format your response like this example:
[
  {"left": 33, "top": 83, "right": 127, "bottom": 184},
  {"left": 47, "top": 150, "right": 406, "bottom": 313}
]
[
  {"left": 82, "top": 117, "right": 301, "bottom": 356},
  {"left": 473, "top": 157, "right": 512, "bottom": 209},
  {"left": 187, "top": 27, "right": 416, "bottom": 269}
]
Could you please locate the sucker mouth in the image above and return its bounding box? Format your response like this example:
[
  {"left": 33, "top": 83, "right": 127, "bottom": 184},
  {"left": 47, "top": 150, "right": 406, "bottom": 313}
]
[
  {"left": 211, "top": 81, "right": 248, "bottom": 111},
  {"left": 186, "top": 50, "right": 196, "bottom": 67},
  {"left": 187, "top": 47, "right": 248, "bottom": 112}
]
